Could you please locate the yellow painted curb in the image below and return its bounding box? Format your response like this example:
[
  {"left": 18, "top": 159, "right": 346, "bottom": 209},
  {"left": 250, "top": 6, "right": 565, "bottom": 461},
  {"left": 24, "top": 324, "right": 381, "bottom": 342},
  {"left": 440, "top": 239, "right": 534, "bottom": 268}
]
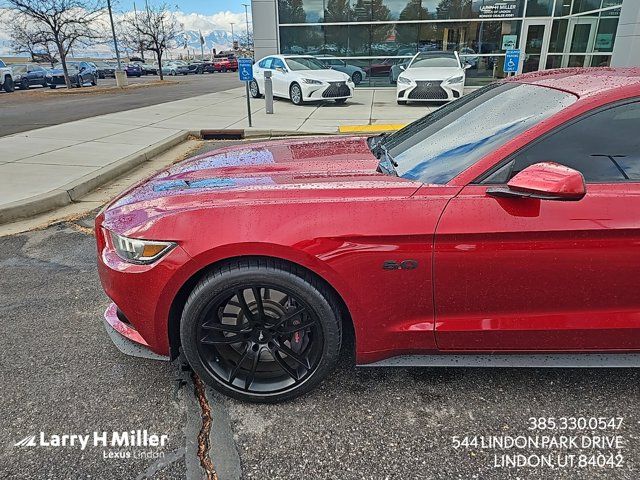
[{"left": 338, "top": 124, "right": 406, "bottom": 133}]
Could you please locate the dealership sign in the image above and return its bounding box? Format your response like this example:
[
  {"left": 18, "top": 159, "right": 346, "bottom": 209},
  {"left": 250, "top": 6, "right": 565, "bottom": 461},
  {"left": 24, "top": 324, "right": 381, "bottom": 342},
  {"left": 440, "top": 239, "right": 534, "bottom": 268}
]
[{"left": 473, "top": 0, "right": 521, "bottom": 19}]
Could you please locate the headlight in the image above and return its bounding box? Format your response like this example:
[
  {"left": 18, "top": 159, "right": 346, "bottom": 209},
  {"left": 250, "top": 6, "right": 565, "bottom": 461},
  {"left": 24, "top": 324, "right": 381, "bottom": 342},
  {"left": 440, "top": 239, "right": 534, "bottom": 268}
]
[
  {"left": 301, "top": 78, "right": 323, "bottom": 85},
  {"left": 110, "top": 231, "right": 176, "bottom": 264},
  {"left": 397, "top": 76, "right": 411, "bottom": 85},
  {"left": 445, "top": 75, "right": 464, "bottom": 84}
]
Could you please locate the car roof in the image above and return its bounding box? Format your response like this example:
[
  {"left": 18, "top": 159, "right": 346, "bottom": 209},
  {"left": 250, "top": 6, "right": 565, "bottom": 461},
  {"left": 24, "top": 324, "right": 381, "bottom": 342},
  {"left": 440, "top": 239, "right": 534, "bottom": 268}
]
[
  {"left": 279, "top": 55, "right": 317, "bottom": 59},
  {"left": 507, "top": 67, "right": 640, "bottom": 99}
]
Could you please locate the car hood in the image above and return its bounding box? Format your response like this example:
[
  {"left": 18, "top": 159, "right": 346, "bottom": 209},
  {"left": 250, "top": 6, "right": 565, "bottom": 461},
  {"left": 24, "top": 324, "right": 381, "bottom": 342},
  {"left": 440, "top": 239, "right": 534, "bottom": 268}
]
[
  {"left": 401, "top": 66, "right": 464, "bottom": 81},
  {"left": 104, "top": 136, "right": 421, "bottom": 226},
  {"left": 293, "top": 69, "right": 350, "bottom": 82}
]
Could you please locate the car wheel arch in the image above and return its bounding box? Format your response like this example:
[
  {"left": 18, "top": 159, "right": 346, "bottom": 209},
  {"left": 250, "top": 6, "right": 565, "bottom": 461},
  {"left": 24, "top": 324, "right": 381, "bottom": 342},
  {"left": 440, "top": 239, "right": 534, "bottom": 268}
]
[{"left": 166, "top": 253, "right": 356, "bottom": 361}]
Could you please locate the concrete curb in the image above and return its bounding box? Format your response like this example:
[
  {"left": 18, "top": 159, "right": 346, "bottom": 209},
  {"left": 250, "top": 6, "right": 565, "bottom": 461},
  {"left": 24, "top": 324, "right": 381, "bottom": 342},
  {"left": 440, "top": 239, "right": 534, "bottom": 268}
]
[{"left": 0, "top": 130, "right": 194, "bottom": 225}]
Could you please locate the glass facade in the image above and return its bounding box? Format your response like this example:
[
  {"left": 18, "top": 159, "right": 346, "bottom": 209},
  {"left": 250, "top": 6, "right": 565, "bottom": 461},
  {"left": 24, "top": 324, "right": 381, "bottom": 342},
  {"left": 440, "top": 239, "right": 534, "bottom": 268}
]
[{"left": 275, "top": 0, "right": 623, "bottom": 86}]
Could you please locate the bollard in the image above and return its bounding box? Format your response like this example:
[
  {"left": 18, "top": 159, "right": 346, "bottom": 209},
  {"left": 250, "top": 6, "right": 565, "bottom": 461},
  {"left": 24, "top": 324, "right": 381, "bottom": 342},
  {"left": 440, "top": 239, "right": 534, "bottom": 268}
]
[{"left": 264, "top": 70, "right": 274, "bottom": 114}]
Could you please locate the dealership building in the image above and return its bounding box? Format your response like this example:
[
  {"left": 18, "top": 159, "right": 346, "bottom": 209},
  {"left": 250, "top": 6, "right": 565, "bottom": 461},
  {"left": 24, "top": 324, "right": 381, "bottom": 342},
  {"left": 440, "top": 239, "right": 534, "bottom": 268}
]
[{"left": 251, "top": 0, "right": 640, "bottom": 86}]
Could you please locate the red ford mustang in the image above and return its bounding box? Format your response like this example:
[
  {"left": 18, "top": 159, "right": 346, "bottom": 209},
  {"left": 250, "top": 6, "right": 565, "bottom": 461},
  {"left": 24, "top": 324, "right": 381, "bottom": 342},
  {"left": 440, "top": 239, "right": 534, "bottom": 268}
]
[{"left": 97, "top": 68, "right": 640, "bottom": 402}]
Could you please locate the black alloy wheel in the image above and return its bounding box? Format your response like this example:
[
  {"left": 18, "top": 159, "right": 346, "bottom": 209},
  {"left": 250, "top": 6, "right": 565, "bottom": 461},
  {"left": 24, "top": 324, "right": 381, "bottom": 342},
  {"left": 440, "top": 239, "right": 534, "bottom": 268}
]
[
  {"left": 352, "top": 71, "right": 362, "bottom": 85},
  {"left": 181, "top": 259, "right": 342, "bottom": 402},
  {"left": 21, "top": 78, "right": 30, "bottom": 90}
]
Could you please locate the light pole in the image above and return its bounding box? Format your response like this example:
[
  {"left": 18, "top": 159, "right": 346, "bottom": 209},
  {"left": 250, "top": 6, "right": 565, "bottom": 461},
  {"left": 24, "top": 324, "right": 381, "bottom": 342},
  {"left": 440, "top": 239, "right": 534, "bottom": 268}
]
[
  {"left": 230, "top": 22, "right": 235, "bottom": 50},
  {"left": 106, "top": 0, "right": 125, "bottom": 87},
  {"left": 242, "top": 3, "right": 251, "bottom": 53}
]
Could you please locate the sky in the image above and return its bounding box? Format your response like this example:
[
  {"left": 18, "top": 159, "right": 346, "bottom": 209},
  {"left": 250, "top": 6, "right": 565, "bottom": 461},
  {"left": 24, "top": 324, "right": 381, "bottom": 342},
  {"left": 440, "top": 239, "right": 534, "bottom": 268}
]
[{"left": 116, "top": 0, "right": 248, "bottom": 17}]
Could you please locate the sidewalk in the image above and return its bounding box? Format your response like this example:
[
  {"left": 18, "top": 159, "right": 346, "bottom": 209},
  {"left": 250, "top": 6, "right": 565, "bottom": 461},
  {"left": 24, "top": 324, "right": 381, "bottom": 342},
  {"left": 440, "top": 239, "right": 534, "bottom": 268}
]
[{"left": 0, "top": 87, "right": 464, "bottom": 224}]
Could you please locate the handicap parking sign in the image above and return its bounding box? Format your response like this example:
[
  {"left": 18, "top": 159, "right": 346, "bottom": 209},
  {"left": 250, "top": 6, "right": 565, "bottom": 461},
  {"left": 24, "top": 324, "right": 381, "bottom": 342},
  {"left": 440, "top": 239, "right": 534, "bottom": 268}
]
[
  {"left": 238, "top": 58, "right": 253, "bottom": 81},
  {"left": 504, "top": 49, "right": 520, "bottom": 73}
]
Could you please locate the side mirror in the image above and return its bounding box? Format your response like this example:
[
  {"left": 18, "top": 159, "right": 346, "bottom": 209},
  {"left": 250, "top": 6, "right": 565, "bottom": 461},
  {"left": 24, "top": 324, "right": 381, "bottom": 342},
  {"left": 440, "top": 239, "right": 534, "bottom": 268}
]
[
  {"left": 487, "top": 162, "right": 586, "bottom": 201},
  {"left": 400, "top": 65, "right": 406, "bottom": 71},
  {"left": 275, "top": 67, "right": 287, "bottom": 73},
  {"left": 464, "top": 63, "right": 472, "bottom": 70}
]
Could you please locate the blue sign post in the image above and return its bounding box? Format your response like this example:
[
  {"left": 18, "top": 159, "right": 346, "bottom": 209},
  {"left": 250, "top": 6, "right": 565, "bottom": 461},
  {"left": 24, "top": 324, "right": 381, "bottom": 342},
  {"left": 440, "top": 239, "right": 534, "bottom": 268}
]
[
  {"left": 238, "top": 58, "right": 254, "bottom": 127},
  {"left": 504, "top": 49, "right": 520, "bottom": 74}
]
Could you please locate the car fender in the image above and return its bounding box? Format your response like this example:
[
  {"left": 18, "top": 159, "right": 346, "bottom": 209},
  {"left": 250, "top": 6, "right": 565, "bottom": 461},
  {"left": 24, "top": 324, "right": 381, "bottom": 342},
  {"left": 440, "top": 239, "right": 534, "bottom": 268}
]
[{"left": 153, "top": 241, "right": 362, "bottom": 355}]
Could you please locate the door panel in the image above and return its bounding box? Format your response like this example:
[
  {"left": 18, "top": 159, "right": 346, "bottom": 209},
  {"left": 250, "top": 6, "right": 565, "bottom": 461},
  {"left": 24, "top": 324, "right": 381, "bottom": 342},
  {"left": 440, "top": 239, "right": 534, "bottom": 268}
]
[
  {"left": 434, "top": 184, "right": 640, "bottom": 351},
  {"left": 520, "top": 21, "right": 552, "bottom": 73}
]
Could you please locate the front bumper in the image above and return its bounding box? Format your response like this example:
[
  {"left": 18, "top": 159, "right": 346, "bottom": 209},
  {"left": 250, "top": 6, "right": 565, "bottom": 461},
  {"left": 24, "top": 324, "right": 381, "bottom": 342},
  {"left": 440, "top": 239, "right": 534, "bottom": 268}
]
[
  {"left": 103, "top": 303, "right": 169, "bottom": 361},
  {"left": 301, "top": 81, "right": 354, "bottom": 101},
  {"left": 397, "top": 80, "right": 464, "bottom": 102}
]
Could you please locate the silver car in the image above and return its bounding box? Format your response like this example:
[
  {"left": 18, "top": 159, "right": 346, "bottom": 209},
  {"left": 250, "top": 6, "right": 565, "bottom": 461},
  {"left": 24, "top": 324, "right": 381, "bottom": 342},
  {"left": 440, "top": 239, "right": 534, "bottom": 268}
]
[{"left": 318, "top": 58, "right": 367, "bottom": 85}]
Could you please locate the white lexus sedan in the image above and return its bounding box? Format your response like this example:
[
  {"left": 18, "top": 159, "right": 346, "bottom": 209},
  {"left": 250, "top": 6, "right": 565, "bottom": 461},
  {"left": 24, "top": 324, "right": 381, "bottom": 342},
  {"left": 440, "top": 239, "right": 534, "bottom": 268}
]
[
  {"left": 250, "top": 55, "right": 354, "bottom": 105},
  {"left": 396, "top": 51, "right": 469, "bottom": 105}
]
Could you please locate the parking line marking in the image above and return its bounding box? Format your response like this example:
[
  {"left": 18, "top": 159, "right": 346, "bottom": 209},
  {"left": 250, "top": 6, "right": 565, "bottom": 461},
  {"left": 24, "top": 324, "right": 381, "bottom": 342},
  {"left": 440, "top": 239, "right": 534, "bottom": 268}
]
[{"left": 339, "top": 124, "right": 406, "bottom": 133}]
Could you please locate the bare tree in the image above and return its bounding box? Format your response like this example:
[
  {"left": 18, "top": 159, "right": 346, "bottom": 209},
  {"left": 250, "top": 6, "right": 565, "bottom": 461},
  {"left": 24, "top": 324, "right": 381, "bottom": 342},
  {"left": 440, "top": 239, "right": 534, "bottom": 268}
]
[
  {"left": 4, "top": 0, "right": 105, "bottom": 88},
  {"left": 7, "top": 14, "right": 56, "bottom": 64},
  {"left": 125, "top": 2, "right": 179, "bottom": 80}
]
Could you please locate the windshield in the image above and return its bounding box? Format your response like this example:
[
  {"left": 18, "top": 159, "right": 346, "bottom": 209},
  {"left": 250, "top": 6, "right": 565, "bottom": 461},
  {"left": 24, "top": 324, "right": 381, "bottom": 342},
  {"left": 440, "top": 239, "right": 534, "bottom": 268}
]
[
  {"left": 410, "top": 54, "right": 460, "bottom": 68},
  {"left": 286, "top": 57, "right": 327, "bottom": 71},
  {"left": 382, "top": 83, "right": 577, "bottom": 184}
]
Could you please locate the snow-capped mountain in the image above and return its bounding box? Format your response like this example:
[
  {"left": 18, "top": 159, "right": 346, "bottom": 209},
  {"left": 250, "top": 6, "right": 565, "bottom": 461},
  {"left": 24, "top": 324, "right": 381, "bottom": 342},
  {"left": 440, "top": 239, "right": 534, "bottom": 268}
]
[{"left": 176, "top": 29, "right": 235, "bottom": 53}]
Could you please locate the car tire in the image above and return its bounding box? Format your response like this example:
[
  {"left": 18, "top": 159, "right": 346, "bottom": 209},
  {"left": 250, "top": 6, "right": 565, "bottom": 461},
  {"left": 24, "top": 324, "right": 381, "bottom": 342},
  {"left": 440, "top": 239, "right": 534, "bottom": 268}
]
[
  {"left": 351, "top": 71, "right": 362, "bottom": 85},
  {"left": 397, "top": 100, "right": 407, "bottom": 105},
  {"left": 20, "top": 78, "right": 30, "bottom": 90},
  {"left": 334, "top": 98, "right": 347, "bottom": 104},
  {"left": 180, "top": 258, "right": 342, "bottom": 403},
  {"left": 76, "top": 76, "right": 82, "bottom": 88},
  {"left": 290, "top": 83, "right": 304, "bottom": 106},
  {"left": 389, "top": 72, "right": 396, "bottom": 85},
  {"left": 249, "top": 80, "right": 261, "bottom": 98},
  {"left": 171, "top": 70, "right": 176, "bottom": 76},
  {"left": 49, "top": 84, "right": 56, "bottom": 89},
  {"left": 3, "top": 76, "right": 15, "bottom": 93},
  {"left": 41, "top": 78, "right": 48, "bottom": 88},
  {"left": 221, "top": 67, "right": 227, "bottom": 73},
  {"left": 91, "top": 76, "right": 97, "bottom": 86}
]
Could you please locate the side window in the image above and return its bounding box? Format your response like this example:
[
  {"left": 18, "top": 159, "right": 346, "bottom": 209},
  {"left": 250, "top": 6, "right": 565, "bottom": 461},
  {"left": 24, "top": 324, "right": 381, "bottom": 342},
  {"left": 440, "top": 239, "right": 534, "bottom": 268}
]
[
  {"left": 494, "top": 101, "right": 640, "bottom": 183},
  {"left": 272, "top": 58, "right": 285, "bottom": 70},
  {"left": 259, "top": 57, "right": 273, "bottom": 69},
  {"left": 0, "top": 60, "right": 5, "bottom": 67}
]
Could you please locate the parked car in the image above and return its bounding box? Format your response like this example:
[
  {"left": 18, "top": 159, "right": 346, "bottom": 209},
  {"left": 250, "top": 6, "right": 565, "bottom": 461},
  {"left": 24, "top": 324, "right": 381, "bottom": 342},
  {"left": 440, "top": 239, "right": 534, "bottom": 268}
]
[
  {"left": 318, "top": 57, "right": 367, "bottom": 85},
  {"left": 187, "top": 61, "right": 206, "bottom": 74},
  {"left": 97, "top": 68, "right": 640, "bottom": 403},
  {"left": 212, "top": 55, "right": 238, "bottom": 72},
  {"left": 46, "top": 61, "right": 97, "bottom": 88},
  {"left": 396, "top": 51, "right": 469, "bottom": 105},
  {"left": 250, "top": 55, "right": 354, "bottom": 105},
  {"left": 124, "top": 63, "right": 142, "bottom": 77},
  {"left": 0, "top": 59, "right": 15, "bottom": 92},
  {"left": 363, "top": 57, "right": 397, "bottom": 77},
  {"left": 93, "top": 61, "right": 116, "bottom": 78},
  {"left": 11, "top": 63, "right": 48, "bottom": 89},
  {"left": 132, "top": 61, "right": 156, "bottom": 75},
  {"left": 161, "top": 61, "right": 190, "bottom": 76}
]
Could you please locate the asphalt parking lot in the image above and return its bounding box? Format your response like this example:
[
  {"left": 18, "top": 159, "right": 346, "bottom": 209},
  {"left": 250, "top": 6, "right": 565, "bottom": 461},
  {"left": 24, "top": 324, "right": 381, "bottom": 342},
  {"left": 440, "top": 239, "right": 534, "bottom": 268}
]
[
  {"left": 0, "top": 72, "right": 240, "bottom": 137},
  {"left": 1, "top": 140, "right": 640, "bottom": 479}
]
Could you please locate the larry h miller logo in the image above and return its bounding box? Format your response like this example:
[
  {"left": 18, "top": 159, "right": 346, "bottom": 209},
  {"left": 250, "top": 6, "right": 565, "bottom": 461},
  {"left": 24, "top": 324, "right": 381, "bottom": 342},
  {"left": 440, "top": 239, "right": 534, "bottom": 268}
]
[{"left": 14, "top": 430, "right": 168, "bottom": 459}]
